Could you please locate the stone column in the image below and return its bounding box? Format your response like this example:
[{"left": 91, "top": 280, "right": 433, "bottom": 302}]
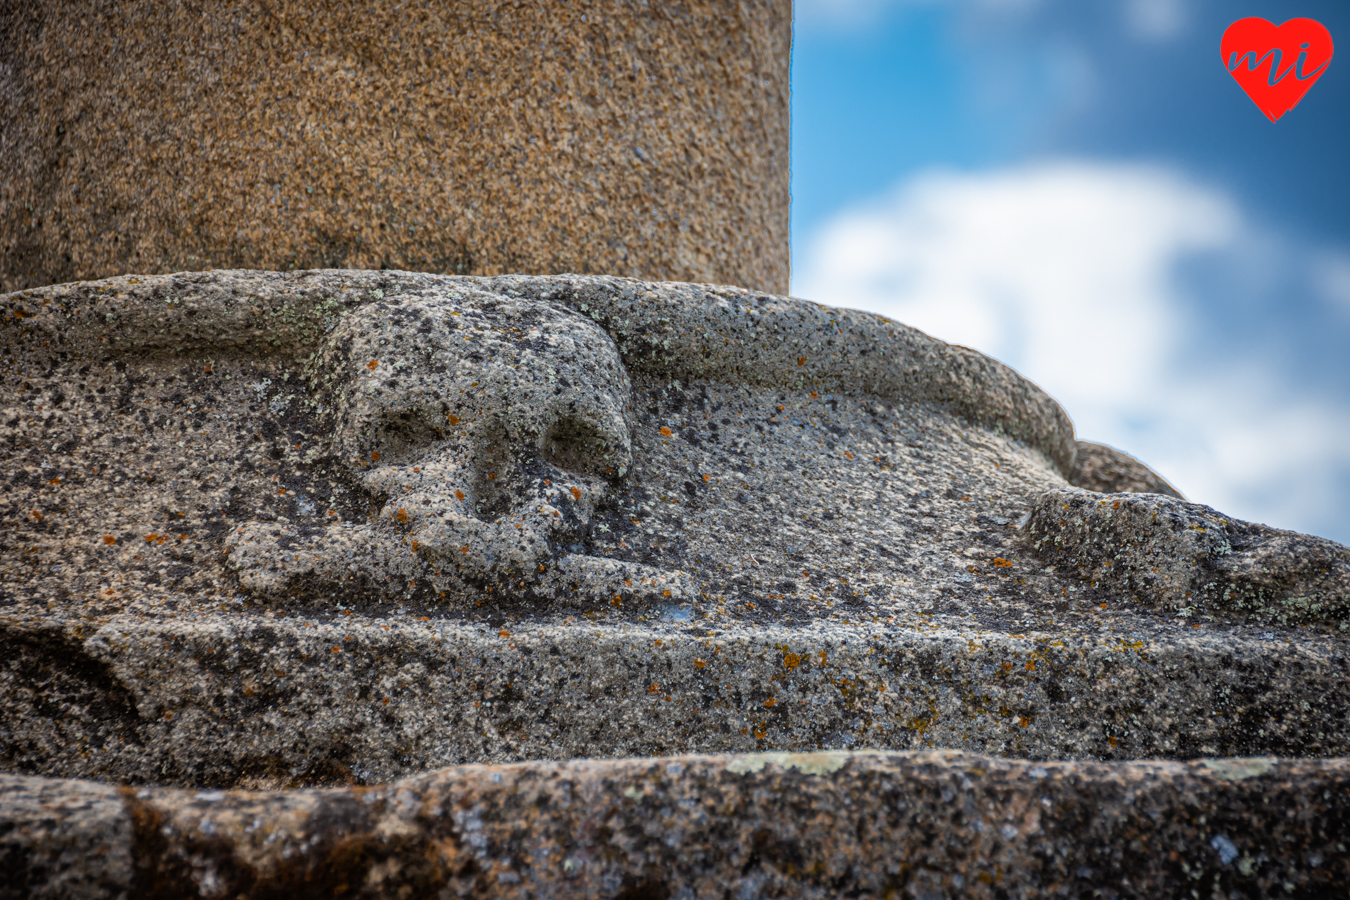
[{"left": 0, "top": 0, "right": 791, "bottom": 294}]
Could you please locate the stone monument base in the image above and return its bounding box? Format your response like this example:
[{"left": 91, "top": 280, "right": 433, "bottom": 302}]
[{"left": 3, "top": 270, "right": 1347, "bottom": 895}]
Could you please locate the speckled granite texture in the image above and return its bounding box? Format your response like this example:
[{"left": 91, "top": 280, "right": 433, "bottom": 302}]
[
  {"left": 3, "top": 751, "right": 1348, "bottom": 899},
  {"left": 0, "top": 0, "right": 790, "bottom": 294},
  {"left": 2, "top": 270, "right": 1347, "bottom": 795}
]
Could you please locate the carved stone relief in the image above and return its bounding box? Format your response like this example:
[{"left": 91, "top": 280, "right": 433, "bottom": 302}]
[
  {"left": 223, "top": 290, "right": 691, "bottom": 607},
  {"left": 0, "top": 270, "right": 1346, "bottom": 787}
]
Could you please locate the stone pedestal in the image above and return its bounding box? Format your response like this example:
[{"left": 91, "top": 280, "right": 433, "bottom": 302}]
[
  {"left": 0, "top": 0, "right": 790, "bottom": 294},
  {"left": 3, "top": 268, "right": 1349, "bottom": 892}
]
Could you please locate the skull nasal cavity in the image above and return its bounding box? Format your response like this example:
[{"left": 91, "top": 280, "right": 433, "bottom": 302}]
[{"left": 543, "top": 415, "right": 615, "bottom": 477}]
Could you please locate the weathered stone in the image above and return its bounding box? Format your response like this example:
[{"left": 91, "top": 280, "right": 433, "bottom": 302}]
[
  {"left": 2, "top": 270, "right": 1347, "bottom": 793},
  {"left": 0, "top": 0, "right": 790, "bottom": 294},
  {"left": 1028, "top": 488, "right": 1350, "bottom": 627},
  {"left": 1068, "top": 441, "right": 1183, "bottom": 498},
  {"left": 3, "top": 750, "right": 1347, "bottom": 898}
]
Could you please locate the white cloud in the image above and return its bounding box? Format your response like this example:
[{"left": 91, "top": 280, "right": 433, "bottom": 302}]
[
  {"left": 1123, "top": 0, "right": 1187, "bottom": 43},
  {"left": 1315, "top": 252, "right": 1350, "bottom": 317},
  {"left": 794, "top": 161, "right": 1350, "bottom": 542}
]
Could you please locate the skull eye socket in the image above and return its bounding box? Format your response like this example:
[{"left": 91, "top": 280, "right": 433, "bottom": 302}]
[
  {"left": 542, "top": 414, "right": 624, "bottom": 479},
  {"left": 359, "top": 409, "right": 446, "bottom": 466}
]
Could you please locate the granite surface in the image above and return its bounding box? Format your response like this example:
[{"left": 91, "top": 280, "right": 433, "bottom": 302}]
[
  {"left": 3, "top": 750, "right": 1347, "bottom": 899},
  {"left": 2, "top": 270, "right": 1347, "bottom": 792},
  {"left": 0, "top": 0, "right": 790, "bottom": 295}
]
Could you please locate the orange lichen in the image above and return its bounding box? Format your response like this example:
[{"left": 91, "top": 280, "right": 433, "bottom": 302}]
[
  {"left": 993, "top": 558, "right": 1012, "bottom": 568},
  {"left": 797, "top": 357, "right": 806, "bottom": 366},
  {"left": 763, "top": 697, "right": 776, "bottom": 707},
  {"left": 455, "top": 490, "right": 465, "bottom": 501},
  {"left": 371, "top": 450, "right": 381, "bottom": 462},
  {"left": 660, "top": 426, "right": 672, "bottom": 437},
  {"left": 366, "top": 359, "right": 379, "bottom": 370},
  {"left": 448, "top": 414, "right": 460, "bottom": 425},
  {"left": 783, "top": 652, "right": 801, "bottom": 670},
  {"left": 103, "top": 535, "right": 116, "bottom": 545},
  {"left": 570, "top": 486, "right": 581, "bottom": 501},
  {"left": 395, "top": 508, "right": 408, "bottom": 524}
]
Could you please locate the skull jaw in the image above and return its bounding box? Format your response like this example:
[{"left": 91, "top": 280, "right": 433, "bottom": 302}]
[
  {"left": 227, "top": 421, "right": 655, "bottom": 605},
  {"left": 223, "top": 516, "right": 693, "bottom": 609}
]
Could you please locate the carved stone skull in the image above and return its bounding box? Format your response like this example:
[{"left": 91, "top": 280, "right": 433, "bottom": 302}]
[
  {"left": 328, "top": 290, "right": 633, "bottom": 576},
  {"left": 226, "top": 288, "right": 690, "bottom": 605}
]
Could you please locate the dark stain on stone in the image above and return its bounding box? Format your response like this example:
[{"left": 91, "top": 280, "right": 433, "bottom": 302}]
[{"left": 0, "top": 627, "right": 143, "bottom": 774}]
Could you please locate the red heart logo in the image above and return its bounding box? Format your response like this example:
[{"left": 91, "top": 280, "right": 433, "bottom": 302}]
[{"left": 1222, "top": 17, "right": 1333, "bottom": 121}]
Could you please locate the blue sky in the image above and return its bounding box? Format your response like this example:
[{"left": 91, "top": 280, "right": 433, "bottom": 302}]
[{"left": 789, "top": 0, "right": 1350, "bottom": 544}]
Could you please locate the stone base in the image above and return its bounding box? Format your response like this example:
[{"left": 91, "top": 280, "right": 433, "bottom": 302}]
[
  {"left": 2, "top": 611, "right": 1347, "bottom": 789},
  {"left": 3, "top": 750, "right": 1346, "bottom": 898}
]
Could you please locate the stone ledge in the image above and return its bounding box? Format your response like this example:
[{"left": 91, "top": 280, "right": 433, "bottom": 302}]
[
  {"left": 2, "top": 613, "right": 1346, "bottom": 787},
  {"left": 2, "top": 750, "right": 1346, "bottom": 898}
]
